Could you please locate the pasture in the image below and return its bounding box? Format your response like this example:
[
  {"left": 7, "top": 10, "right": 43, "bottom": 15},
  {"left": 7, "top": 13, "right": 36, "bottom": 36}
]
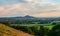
[{"left": 10, "top": 24, "right": 55, "bottom": 29}]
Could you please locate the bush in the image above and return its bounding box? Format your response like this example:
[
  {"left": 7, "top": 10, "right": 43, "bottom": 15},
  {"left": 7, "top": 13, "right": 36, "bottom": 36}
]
[{"left": 48, "top": 25, "right": 60, "bottom": 36}]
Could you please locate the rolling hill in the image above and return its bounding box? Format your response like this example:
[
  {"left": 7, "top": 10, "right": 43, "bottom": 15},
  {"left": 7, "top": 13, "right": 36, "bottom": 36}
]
[{"left": 0, "top": 24, "right": 33, "bottom": 36}]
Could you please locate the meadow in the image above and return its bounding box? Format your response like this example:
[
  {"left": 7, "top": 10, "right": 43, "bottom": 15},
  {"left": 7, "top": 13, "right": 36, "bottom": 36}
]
[{"left": 10, "top": 24, "right": 55, "bottom": 29}]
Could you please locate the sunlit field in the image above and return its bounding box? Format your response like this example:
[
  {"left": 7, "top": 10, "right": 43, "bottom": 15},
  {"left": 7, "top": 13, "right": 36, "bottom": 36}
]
[{"left": 10, "top": 24, "right": 55, "bottom": 30}]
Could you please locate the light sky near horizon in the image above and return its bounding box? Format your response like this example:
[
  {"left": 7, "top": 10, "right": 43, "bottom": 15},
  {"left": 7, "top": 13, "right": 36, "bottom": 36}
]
[{"left": 0, "top": 0, "right": 60, "bottom": 17}]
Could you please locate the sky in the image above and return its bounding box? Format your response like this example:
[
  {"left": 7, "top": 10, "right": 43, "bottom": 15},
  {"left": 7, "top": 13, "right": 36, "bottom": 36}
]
[{"left": 0, "top": 0, "right": 60, "bottom": 17}]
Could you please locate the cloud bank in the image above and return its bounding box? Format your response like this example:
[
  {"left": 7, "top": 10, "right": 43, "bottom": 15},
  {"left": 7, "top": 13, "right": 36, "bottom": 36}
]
[{"left": 0, "top": 0, "right": 60, "bottom": 17}]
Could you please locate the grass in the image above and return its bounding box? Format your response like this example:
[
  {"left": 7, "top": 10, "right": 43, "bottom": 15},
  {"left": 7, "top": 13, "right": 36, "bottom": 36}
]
[
  {"left": 10, "top": 24, "right": 55, "bottom": 30},
  {"left": 0, "top": 24, "right": 33, "bottom": 36}
]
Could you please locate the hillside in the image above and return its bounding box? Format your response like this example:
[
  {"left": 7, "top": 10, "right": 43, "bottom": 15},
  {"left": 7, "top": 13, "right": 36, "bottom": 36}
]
[
  {"left": 0, "top": 16, "right": 60, "bottom": 24},
  {"left": 0, "top": 24, "right": 33, "bottom": 36}
]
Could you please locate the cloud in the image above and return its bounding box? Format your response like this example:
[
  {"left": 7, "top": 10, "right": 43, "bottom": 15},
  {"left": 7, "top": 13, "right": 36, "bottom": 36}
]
[
  {"left": 26, "top": 0, "right": 34, "bottom": 2},
  {"left": 30, "top": 5, "right": 60, "bottom": 17},
  {"left": 0, "top": 0, "right": 60, "bottom": 17},
  {"left": 31, "top": 12, "right": 60, "bottom": 17},
  {"left": 0, "top": 3, "right": 28, "bottom": 17}
]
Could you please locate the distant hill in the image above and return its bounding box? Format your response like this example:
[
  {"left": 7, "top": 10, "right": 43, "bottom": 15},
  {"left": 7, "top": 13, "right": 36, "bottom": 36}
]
[
  {"left": 0, "top": 15, "right": 60, "bottom": 24},
  {"left": 24, "top": 15, "right": 35, "bottom": 18},
  {"left": 0, "top": 15, "right": 37, "bottom": 24},
  {"left": 12, "top": 15, "right": 35, "bottom": 19},
  {"left": 0, "top": 24, "right": 33, "bottom": 36}
]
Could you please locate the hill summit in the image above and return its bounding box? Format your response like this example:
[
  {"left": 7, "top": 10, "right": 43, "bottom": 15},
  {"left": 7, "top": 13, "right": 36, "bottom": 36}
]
[{"left": 24, "top": 15, "right": 34, "bottom": 18}]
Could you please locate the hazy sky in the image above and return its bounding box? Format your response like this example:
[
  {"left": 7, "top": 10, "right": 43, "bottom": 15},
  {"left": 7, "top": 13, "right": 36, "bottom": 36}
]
[{"left": 0, "top": 0, "right": 60, "bottom": 17}]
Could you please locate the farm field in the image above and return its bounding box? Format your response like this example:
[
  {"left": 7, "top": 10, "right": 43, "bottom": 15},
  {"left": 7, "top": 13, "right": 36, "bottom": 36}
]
[{"left": 10, "top": 24, "right": 55, "bottom": 29}]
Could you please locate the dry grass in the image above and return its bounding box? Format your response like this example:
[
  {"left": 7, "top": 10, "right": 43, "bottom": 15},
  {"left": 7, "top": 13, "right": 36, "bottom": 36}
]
[{"left": 0, "top": 24, "right": 33, "bottom": 36}]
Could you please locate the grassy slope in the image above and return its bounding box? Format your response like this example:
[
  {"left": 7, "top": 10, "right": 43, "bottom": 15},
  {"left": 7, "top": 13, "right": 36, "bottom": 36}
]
[{"left": 0, "top": 24, "right": 33, "bottom": 36}]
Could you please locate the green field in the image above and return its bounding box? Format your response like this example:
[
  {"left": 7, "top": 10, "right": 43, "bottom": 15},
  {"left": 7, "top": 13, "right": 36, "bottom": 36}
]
[{"left": 10, "top": 24, "right": 55, "bottom": 29}]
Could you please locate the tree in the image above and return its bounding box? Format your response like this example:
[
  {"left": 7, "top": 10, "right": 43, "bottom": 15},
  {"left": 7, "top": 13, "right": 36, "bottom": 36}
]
[
  {"left": 48, "top": 25, "right": 60, "bottom": 36},
  {"left": 39, "top": 26, "right": 45, "bottom": 36},
  {"left": 33, "top": 26, "right": 45, "bottom": 36},
  {"left": 4, "top": 20, "right": 11, "bottom": 26}
]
